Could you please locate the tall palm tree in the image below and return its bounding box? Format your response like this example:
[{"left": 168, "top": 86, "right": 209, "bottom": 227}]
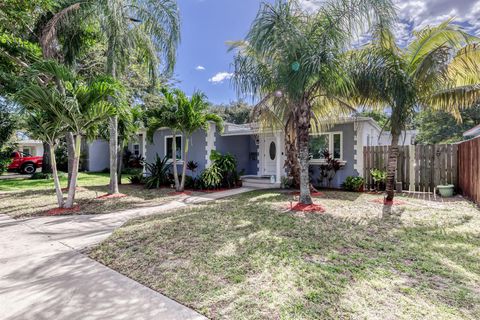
[
  {"left": 41, "top": 0, "right": 180, "bottom": 195},
  {"left": 232, "top": 0, "right": 395, "bottom": 204},
  {"left": 146, "top": 88, "right": 223, "bottom": 192},
  {"left": 349, "top": 20, "right": 480, "bottom": 201}
]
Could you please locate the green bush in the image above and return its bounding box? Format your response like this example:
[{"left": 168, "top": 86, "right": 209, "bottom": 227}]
[
  {"left": 30, "top": 172, "right": 52, "bottom": 180},
  {"left": 144, "top": 155, "right": 172, "bottom": 189},
  {"left": 209, "top": 150, "right": 239, "bottom": 188},
  {"left": 0, "top": 144, "right": 15, "bottom": 174},
  {"left": 370, "top": 168, "right": 387, "bottom": 191},
  {"left": 342, "top": 176, "right": 364, "bottom": 192},
  {"left": 199, "top": 165, "right": 222, "bottom": 189},
  {"left": 128, "top": 172, "right": 145, "bottom": 185}
]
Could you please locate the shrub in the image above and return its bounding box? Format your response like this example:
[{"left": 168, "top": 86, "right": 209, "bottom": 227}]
[
  {"left": 144, "top": 155, "right": 172, "bottom": 189},
  {"left": 199, "top": 165, "right": 222, "bottom": 189},
  {"left": 342, "top": 176, "right": 364, "bottom": 192},
  {"left": 128, "top": 172, "right": 145, "bottom": 185},
  {"left": 210, "top": 150, "right": 238, "bottom": 188},
  {"left": 0, "top": 145, "right": 14, "bottom": 174},
  {"left": 317, "top": 150, "right": 343, "bottom": 187},
  {"left": 281, "top": 176, "right": 294, "bottom": 189},
  {"left": 187, "top": 161, "right": 198, "bottom": 174},
  {"left": 370, "top": 168, "right": 387, "bottom": 191}
]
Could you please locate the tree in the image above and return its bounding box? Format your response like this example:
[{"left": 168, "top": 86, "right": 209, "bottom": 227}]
[
  {"left": 17, "top": 61, "right": 116, "bottom": 208},
  {"left": 349, "top": 20, "right": 480, "bottom": 201},
  {"left": 414, "top": 104, "right": 480, "bottom": 144},
  {"left": 231, "top": 0, "right": 395, "bottom": 204},
  {"left": 0, "top": 99, "right": 18, "bottom": 174},
  {"left": 146, "top": 88, "right": 223, "bottom": 192},
  {"left": 41, "top": 0, "right": 180, "bottom": 195},
  {"left": 209, "top": 101, "right": 252, "bottom": 124}
]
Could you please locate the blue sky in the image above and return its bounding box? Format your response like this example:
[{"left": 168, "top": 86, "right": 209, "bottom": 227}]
[{"left": 172, "top": 0, "right": 480, "bottom": 105}]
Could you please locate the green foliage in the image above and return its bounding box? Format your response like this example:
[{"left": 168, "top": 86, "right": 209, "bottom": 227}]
[
  {"left": 342, "top": 176, "right": 364, "bottom": 192},
  {"left": 128, "top": 172, "right": 145, "bottom": 185},
  {"left": 370, "top": 168, "right": 387, "bottom": 191},
  {"left": 187, "top": 161, "right": 198, "bottom": 173},
  {"left": 0, "top": 100, "right": 17, "bottom": 146},
  {"left": 210, "top": 150, "right": 238, "bottom": 188},
  {"left": 144, "top": 155, "right": 172, "bottom": 189},
  {"left": 357, "top": 110, "right": 391, "bottom": 130},
  {"left": 199, "top": 165, "right": 222, "bottom": 189},
  {"left": 414, "top": 105, "right": 480, "bottom": 144},
  {"left": 210, "top": 101, "right": 252, "bottom": 124},
  {"left": 0, "top": 143, "right": 15, "bottom": 174}
]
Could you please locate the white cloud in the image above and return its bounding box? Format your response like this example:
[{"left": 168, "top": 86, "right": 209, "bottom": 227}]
[
  {"left": 208, "top": 72, "right": 233, "bottom": 84},
  {"left": 298, "top": 0, "right": 480, "bottom": 46},
  {"left": 195, "top": 65, "right": 205, "bottom": 71}
]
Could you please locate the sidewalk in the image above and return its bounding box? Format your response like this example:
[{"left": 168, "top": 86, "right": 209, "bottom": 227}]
[{"left": 0, "top": 187, "right": 255, "bottom": 320}]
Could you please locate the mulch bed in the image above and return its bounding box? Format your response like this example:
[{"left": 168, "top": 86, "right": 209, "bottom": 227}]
[
  {"left": 46, "top": 205, "right": 81, "bottom": 216},
  {"left": 96, "top": 193, "right": 128, "bottom": 200},
  {"left": 287, "top": 202, "right": 326, "bottom": 213},
  {"left": 167, "top": 191, "right": 194, "bottom": 196},
  {"left": 370, "top": 198, "right": 407, "bottom": 206}
]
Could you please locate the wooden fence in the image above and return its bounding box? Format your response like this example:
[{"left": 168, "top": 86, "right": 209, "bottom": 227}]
[
  {"left": 363, "top": 144, "right": 458, "bottom": 192},
  {"left": 458, "top": 137, "right": 480, "bottom": 205}
]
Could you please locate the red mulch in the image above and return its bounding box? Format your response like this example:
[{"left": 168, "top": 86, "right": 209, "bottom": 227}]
[
  {"left": 167, "top": 191, "right": 193, "bottom": 196},
  {"left": 370, "top": 198, "right": 407, "bottom": 206},
  {"left": 290, "top": 191, "right": 325, "bottom": 197},
  {"left": 96, "top": 193, "right": 128, "bottom": 200},
  {"left": 46, "top": 205, "right": 81, "bottom": 216},
  {"left": 288, "top": 203, "right": 326, "bottom": 213}
]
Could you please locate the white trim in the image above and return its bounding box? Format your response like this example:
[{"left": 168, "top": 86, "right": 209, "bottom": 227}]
[
  {"left": 205, "top": 124, "right": 216, "bottom": 167},
  {"left": 309, "top": 131, "right": 343, "bottom": 161},
  {"left": 164, "top": 135, "right": 183, "bottom": 161},
  {"left": 354, "top": 122, "right": 364, "bottom": 176}
]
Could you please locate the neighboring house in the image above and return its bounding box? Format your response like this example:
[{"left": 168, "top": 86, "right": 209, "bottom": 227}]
[
  {"left": 86, "top": 116, "right": 411, "bottom": 188},
  {"left": 13, "top": 132, "right": 44, "bottom": 156},
  {"left": 463, "top": 124, "right": 480, "bottom": 139}
]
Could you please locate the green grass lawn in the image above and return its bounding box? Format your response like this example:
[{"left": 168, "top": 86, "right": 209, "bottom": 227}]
[
  {"left": 89, "top": 190, "right": 480, "bottom": 319},
  {"left": 0, "top": 172, "right": 112, "bottom": 191},
  {"left": 0, "top": 172, "right": 197, "bottom": 218}
]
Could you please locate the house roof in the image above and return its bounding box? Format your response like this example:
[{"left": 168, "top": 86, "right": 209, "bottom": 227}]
[
  {"left": 463, "top": 124, "right": 480, "bottom": 137},
  {"left": 221, "top": 116, "right": 383, "bottom": 136}
]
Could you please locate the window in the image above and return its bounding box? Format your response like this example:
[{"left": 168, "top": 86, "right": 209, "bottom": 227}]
[
  {"left": 22, "top": 147, "right": 32, "bottom": 156},
  {"left": 165, "top": 136, "right": 182, "bottom": 161},
  {"left": 309, "top": 132, "right": 342, "bottom": 160},
  {"left": 269, "top": 141, "right": 276, "bottom": 160},
  {"left": 133, "top": 144, "right": 140, "bottom": 156}
]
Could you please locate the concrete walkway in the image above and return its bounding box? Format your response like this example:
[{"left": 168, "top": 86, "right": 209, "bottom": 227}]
[{"left": 0, "top": 187, "right": 255, "bottom": 320}]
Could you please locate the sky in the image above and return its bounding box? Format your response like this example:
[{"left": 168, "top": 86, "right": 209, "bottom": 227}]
[{"left": 173, "top": 0, "right": 480, "bottom": 105}]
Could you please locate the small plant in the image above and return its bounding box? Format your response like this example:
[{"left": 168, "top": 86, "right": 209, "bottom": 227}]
[
  {"left": 144, "top": 155, "right": 172, "bottom": 189},
  {"left": 318, "top": 149, "right": 342, "bottom": 187},
  {"left": 210, "top": 150, "right": 238, "bottom": 188},
  {"left": 199, "top": 165, "right": 222, "bottom": 189},
  {"left": 128, "top": 172, "right": 145, "bottom": 185},
  {"left": 342, "top": 176, "right": 364, "bottom": 192},
  {"left": 370, "top": 168, "right": 387, "bottom": 191},
  {"left": 187, "top": 161, "right": 199, "bottom": 174},
  {"left": 281, "top": 176, "right": 294, "bottom": 189}
]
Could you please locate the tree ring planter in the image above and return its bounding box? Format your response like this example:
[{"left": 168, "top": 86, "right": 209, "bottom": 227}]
[{"left": 437, "top": 185, "right": 454, "bottom": 197}]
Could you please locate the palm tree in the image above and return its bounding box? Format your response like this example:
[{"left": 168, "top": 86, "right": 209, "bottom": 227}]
[
  {"left": 146, "top": 88, "right": 223, "bottom": 192},
  {"left": 349, "top": 20, "right": 480, "bottom": 201},
  {"left": 18, "top": 61, "right": 117, "bottom": 208},
  {"left": 40, "top": 0, "right": 180, "bottom": 195},
  {"left": 232, "top": 0, "right": 395, "bottom": 204}
]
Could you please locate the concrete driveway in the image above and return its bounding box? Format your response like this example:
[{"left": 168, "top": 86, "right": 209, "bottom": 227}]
[{"left": 0, "top": 188, "right": 255, "bottom": 320}]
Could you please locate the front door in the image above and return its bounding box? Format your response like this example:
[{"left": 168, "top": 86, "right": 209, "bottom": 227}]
[{"left": 262, "top": 135, "right": 277, "bottom": 176}]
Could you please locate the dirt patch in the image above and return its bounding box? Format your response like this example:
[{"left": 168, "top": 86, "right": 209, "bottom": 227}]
[{"left": 46, "top": 205, "right": 81, "bottom": 215}]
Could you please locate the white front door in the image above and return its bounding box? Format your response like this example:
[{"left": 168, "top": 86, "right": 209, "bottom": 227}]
[{"left": 262, "top": 135, "right": 277, "bottom": 176}]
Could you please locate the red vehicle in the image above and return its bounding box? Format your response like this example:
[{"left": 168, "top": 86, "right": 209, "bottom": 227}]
[{"left": 8, "top": 151, "right": 43, "bottom": 174}]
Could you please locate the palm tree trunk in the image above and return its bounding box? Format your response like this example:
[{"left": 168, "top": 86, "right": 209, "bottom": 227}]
[
  {"left": 42, "top": 142, "right": 52, "bottom": 173},
  {"left": 109, "top": 116, "right": 120, "bottom": 194},
  {"left": 117, "top": 140, "right": 124, "bottom": 185},
  {"left": 49, "top": 144, "right": 64, "bottom": 208},
  {"left": 385, "top": 132, "right": 400, "bottom": 201},
  {"left": 284, "top": 126, "right": 300, "bottom": 187},
  {"left": 65, "top": 134, "right": 82, "bottom": 208},
  {"left": 296, "top": 101, "right": 312, "bottom": 205},
  {"left": 172, "top": 132, "right": 180, "bottom": 191},
  {"left": 66, "top": 132, "right": 75, "bottom": 187},
  {"left": 179, "top": 137, "right": 188, "bottom": 192}
]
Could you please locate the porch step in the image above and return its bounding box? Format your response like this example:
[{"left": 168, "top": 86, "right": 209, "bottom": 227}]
[{"left": 241, "top": 176, "right": 280, "bottom": 189}]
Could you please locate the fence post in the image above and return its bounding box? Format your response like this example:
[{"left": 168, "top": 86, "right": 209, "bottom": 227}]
[{"left": 409, "top": 144, "right": 416, "bottom": 191}]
